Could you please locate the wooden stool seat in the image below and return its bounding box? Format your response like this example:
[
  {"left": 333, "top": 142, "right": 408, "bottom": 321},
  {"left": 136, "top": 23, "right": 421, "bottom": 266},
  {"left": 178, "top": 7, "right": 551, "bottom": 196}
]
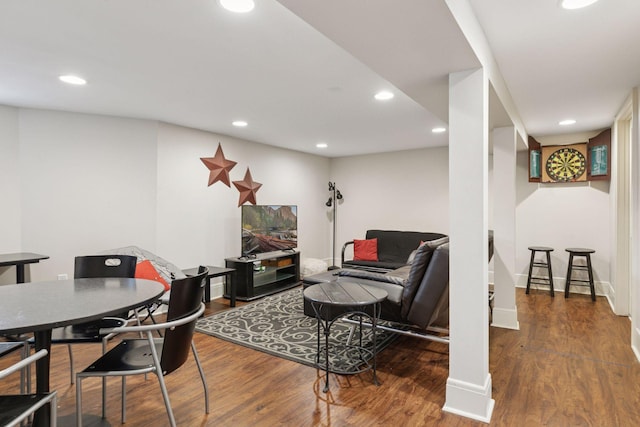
[
  {"left": 564, "top": 248, "right": 596, "bottom": 301},
  {"left": 526, "top": 246, "right": 554, "bottom": 297}
]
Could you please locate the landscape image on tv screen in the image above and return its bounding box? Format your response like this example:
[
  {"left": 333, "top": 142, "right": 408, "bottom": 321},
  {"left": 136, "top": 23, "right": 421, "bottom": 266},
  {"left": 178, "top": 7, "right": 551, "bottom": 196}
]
[{"left": 241, "top": 205, "right": 297, "bottom": 256}]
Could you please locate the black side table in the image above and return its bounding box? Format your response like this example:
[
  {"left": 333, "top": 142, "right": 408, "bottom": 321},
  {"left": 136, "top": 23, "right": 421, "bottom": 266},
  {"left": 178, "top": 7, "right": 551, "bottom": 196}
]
[
  {"left": 182, "top": 266, "right": 236, "bottom": 306},
  {"left": 303, "top": 281, "right": 387, "bottom": 392}
]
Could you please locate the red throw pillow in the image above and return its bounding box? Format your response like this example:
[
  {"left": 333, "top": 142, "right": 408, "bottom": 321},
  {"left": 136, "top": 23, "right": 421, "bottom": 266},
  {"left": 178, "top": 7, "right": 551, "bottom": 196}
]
[
  {"left": 135, "top": 260, "right": 170, "bottom": 291},
  {"left": 353, "top": 238, "right": 378, "bottom": 261}
]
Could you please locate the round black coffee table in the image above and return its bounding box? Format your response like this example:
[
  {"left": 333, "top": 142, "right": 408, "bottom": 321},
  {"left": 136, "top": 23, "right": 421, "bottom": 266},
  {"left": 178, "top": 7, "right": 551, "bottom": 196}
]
[{"left": 303, "top": 281, "right": 387, "bottom": 392}]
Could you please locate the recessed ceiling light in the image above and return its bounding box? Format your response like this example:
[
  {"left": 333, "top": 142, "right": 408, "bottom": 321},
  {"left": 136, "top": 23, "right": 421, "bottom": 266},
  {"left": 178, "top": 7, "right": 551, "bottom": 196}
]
[
  {"left": 232, "top": 120, "right": 248, "bottom": 127},
  {"left": 59, "top": 75, "right": 86, "bottom": 85},
  {"left": 560, "top": 0, "right": 599, "bottom": 10},
  {"left": 374, "top": 91, "right": 394, "bottom": 101},
  {"left": 316, "top": 143, "right": 328, "bottom": 149},
  {"left": 219, "top": 0, "right": 255, "bottom": 13},
  {"left": 559, "top": 119, "right": 576, "bottom": 126},
  {"left": 432, "top": 127, "right": 447, "bottom": 133}
]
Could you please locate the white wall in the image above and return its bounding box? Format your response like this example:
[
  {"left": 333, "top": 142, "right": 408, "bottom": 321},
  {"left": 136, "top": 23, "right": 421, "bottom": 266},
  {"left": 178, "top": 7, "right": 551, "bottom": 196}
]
[
  {"left": 628, "top": 87, "right": 640, "bottom": 359},
  {"left": 1, "top": 107, "right": 330, "bottom": 291},
  {"left": 0, "top": 105, "right": 613, "bottom": 297},
  {"left": 16, "top": 109, "right": 160, "bottom": 282},
  {"left": 155, "top": 122, "right": 330, "bottom": 270},
  {"left": 329, "top": 147, "right": 450, "bottom": 265},
  {"left": 515, "top": 132, "right": 611, "bottom": 294},
  {"left": 0, "top": 106, "right": 21, "bottom": 250},
  {"left": 329, "top": 136, "right": 610, "bottom": 297},
  {"left": 0, "top": 106, "right": 22, "bottom": 283}
]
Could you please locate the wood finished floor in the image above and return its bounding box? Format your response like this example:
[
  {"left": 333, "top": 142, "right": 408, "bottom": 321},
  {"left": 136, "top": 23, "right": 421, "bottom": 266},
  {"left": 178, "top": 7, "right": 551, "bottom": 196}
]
[{"left": 1, "top": 287, "right": 639, "bottom": 426}]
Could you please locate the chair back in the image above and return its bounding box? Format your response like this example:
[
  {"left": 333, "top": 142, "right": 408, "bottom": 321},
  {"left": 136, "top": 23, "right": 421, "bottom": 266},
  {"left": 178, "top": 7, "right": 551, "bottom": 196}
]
[
  {"left": 160, "top": 267, "right": 207, "bottom": 375},
  {"left": 74, "top": 255, "right": 137, "bottom": 278}
]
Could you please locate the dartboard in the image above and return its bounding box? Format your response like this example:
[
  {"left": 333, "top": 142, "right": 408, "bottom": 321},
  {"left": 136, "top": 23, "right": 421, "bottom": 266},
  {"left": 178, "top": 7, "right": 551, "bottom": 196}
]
[{"left": 545, "top": 147, "right": 586, "bottom": 182}]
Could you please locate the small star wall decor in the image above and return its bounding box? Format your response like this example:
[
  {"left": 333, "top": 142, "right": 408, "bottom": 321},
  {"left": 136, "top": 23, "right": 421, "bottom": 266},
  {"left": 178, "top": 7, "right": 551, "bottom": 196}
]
[
  {"left": 233, "top": 167, "right": 262, "bottom": 206},
  {"left": 200, "top": 143, "right": 237, "bottom": 187}
]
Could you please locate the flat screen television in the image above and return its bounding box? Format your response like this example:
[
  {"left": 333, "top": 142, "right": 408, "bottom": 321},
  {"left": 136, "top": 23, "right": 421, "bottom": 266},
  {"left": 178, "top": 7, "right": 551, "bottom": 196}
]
[{"left": 241, "top": 205, "right": 297, "bottom": 257}]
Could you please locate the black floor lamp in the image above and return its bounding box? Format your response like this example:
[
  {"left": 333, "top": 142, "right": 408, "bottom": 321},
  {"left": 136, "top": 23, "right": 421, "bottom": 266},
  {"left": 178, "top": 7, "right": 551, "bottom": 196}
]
[{"left": 326, "top": 182, "right": 343, "bottom": 270}]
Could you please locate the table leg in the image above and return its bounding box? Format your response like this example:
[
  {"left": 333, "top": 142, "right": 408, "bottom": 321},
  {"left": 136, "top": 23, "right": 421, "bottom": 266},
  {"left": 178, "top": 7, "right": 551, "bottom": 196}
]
[
  {"left": 16, "top": 264, "right": 25, "bottom": 284},
  {"left": 204, "top": 276, "right": 211, "bottom": 303},
  {"left": 229, "top": 272, "right": 236, "bottom": 308},
  {"left": 315, "top": 307, "right": 321, "bottom": 364},
  {"left": 310, "top": 301, "right": 331, "bottom": 393},
  {"left": 32, "top": 329, "right": 52, "bottom": 427},
  {"left": 372, "top": 303, "right": 380, "bottom": 386},
  {"left": 323, "top": 314, "right": 330, "bottom": 393}
]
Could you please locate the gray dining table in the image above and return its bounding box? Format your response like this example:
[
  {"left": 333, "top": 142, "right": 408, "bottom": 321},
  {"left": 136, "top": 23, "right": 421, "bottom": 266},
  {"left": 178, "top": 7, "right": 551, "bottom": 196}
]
[{"left": 0, "top": 277, "right": 166, "bottom": 427}]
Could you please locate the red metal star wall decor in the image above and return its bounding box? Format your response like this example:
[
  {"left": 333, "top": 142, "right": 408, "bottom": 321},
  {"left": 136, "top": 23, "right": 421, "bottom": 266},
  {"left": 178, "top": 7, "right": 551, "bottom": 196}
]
[
  {"left": 200, "top": 143, "right": 237, "bottom": 187},
  {"left": 233, "top": 167, "right": 262, "bottom": 206}
]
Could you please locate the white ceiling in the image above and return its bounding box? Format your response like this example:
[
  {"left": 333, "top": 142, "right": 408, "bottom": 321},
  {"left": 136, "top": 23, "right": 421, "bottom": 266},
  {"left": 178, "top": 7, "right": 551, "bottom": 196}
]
[
  {"left": 469, "top": 0, "right": 640, "bottom": 138},
  {"left": 0, "top": 0, "right": 638, "bottom": 158}
]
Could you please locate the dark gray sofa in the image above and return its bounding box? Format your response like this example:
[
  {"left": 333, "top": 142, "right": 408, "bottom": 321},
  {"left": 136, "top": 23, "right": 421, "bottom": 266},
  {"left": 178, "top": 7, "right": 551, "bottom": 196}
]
[{"left": 341, "top": 229, "right": 448, "bottom": 272}]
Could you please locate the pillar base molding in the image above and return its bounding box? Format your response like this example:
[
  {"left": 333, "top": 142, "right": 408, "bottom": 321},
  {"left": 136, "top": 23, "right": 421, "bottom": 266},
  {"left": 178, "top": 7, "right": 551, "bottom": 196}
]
[
  {"left": 443, "top": 375, "right": 494, "bottom": 423},
  {"left": 491, "top": 307, "right": 519, "bottom": 330}
]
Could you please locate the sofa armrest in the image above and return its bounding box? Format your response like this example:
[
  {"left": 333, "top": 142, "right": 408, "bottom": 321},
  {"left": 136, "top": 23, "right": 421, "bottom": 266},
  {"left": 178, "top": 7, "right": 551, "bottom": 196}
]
[
  {"left": 337, "top": 269, "right": 404, "bottom": 285},
  {"left": 406, "top": 243, "right": 449, "bottom": 329},
  {"left": 341, "top": 240, "right": 354, "bottom": 267}
]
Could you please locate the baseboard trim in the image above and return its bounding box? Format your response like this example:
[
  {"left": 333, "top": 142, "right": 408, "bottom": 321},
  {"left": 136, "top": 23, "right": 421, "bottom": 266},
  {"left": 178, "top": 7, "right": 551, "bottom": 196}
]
[
  {"left": 632, "top": 326, "right": 640, "bottom": 363},
  {"left": 514, "top": 273, "right": 610, "bottom": 297},
  {"left": 210, "top": 281, "right": 224, "bottom": 300},
  {"left": 443, "top": 375, "right": 494, "bottom": 423}
]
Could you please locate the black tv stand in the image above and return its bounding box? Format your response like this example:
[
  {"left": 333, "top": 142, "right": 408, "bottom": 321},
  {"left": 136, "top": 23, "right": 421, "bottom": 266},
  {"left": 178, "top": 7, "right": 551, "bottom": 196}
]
[{"left": 225, "top": 250, "right": 300, "bottom": 301}]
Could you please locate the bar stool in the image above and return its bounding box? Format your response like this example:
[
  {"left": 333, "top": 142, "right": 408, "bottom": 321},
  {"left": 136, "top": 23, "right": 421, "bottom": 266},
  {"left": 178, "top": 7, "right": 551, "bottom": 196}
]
[
  {"left": 564, "top": 248, "right": 596, "bottom": 301},
  {"left": 526, "top": 246, "right": 554, "bottom": 297}
]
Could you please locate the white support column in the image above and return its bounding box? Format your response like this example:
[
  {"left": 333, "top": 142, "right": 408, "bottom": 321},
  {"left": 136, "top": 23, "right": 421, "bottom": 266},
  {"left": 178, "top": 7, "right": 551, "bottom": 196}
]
[
  {"left": 629, "top": 88, "right": 640, "bottom": 360},
  {"left": 611, "top": 98, "right": 633, "bottom": 315},
  {"left": 491, "top": 126, "right": 519, "bottom": 330},
  {"left": 443, "top": 68, "right": 494, "bottom": 422}
]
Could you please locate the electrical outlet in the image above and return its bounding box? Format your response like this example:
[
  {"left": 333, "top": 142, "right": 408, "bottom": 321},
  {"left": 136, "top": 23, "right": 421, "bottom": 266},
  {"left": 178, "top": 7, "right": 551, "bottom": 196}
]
[{"left": 57, "top": 273, "right": 68, "bottom": 280}]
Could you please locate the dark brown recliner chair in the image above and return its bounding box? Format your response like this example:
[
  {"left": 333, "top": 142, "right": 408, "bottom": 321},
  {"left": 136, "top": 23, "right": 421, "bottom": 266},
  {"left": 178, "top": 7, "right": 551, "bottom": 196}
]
[
  {"left": 304, "top": 237, "right": 451, "bottom": 342},
  {"left": 304, "top": 232, "right": 494, "bottom": 343}
]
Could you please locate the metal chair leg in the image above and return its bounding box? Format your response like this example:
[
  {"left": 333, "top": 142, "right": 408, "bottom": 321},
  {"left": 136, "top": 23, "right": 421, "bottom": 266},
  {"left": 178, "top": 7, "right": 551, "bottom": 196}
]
[
  {"left": 191, "top": 341, "right": 210, "bottom": 414},
  {"left": 101, "top": 338, "right": 108, "bottom": 419},
  {"left": 146, "top": 332, "right": 177, "bottom": 427},
  {"left": 121, "top": 376, "right": 126, "bottom": 424},
  {"left": 67, "top": 344, "right": 75, "bottom": 384},
  {"left": 50, "top": 391, "right": 58, "bottom": 427},
  {"left": 76, "top": 377, "right": 83, "bottom": 427}
]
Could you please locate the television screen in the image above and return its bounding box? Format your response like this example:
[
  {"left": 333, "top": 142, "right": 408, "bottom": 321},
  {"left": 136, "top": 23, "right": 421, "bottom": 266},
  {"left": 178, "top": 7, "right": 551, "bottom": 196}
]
[{"left": 241, "top": 205, "right": 297, "bottom": 256}]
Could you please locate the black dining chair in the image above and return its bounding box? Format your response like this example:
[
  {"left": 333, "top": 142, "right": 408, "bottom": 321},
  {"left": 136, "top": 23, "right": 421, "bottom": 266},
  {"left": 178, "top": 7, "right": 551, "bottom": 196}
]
[
  {"left": 43, "top": 255, "right": 138, "bottom": 386},
  {"left": 75, "top": 268, "right": 210, "bottom": 427},
  {"left": 26, "top": 254, "right": 138, "bottom": 420},
  {"left": 0, "top": 349, "right": 58, "bottom": 427},
  {"left": 0, "top": 341, "right": 30, "bottom": 394}
]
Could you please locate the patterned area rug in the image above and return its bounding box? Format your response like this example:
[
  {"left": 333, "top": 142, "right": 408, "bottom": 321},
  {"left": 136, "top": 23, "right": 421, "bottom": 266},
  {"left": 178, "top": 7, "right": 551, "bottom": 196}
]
[{"left": 195, "top": 287, "right": 397, "bottom": 373}]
